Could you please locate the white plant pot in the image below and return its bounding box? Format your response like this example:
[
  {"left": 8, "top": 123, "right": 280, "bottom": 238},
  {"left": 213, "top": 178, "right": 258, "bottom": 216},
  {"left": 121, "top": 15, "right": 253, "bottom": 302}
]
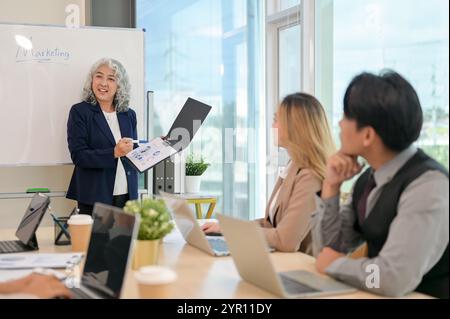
[{"left": 185, "top": 176, "right": 201, "bottom": 193}]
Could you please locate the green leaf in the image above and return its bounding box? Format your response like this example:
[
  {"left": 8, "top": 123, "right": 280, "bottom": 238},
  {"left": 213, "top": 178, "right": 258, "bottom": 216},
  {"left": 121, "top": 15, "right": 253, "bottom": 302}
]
[{"left": 185, "top": 154, "right": 210, "bottom": 176}]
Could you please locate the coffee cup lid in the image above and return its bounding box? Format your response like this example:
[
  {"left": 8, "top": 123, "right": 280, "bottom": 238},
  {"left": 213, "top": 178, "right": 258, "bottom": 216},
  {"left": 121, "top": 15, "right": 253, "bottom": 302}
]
[
  {"left": 135, "top": 266, "right": 177, "bottom": 285},
  {"left": 68, "top": 214, "right": 93, "bottom": 225}
]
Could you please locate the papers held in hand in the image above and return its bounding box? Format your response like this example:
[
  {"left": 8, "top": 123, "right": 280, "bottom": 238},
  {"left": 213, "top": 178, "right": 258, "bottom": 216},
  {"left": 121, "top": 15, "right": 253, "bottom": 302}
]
[
  {"left": 125, "top": 137, "right": 178, "bottom": 173},
  {"left": 125, "top": 97, "right": 212, "bottom": 173}
]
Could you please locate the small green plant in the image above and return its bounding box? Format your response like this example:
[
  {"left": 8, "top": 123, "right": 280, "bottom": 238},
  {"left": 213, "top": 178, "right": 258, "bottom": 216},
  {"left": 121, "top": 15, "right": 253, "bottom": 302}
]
[
  {"left": 124, "top": 198, "right": 174, "bottom": 241},
  {"left": 185, "top": 154, "right": 210, "bottom": 176}
]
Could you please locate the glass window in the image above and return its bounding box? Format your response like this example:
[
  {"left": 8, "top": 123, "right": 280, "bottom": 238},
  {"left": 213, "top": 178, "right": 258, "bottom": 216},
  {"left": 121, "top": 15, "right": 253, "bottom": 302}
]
[
  {"left": 280, "top": 0, "right": 301, "bottom": 11},
  {"left": 267, "top": 0, "right": 301, "bottom": 15},
  {"left": 136, "top": 0, "right": 266, "bottom": 219},
  {"left": 278, "top": 23, "right": 301, "bottom": 100},
  {"left": 316, "top": 0, "right": 449, "bottom": 169}
]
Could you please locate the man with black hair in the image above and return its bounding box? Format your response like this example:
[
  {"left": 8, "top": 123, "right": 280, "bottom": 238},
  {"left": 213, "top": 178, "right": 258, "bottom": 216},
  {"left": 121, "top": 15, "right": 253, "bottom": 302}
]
[{"left": 311, "top": 70, "right": 449, "bottom": 298}]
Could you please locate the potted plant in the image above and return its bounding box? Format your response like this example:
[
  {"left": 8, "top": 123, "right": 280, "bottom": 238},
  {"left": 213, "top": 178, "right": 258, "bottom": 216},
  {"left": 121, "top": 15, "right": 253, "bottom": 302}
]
[
  {"left": 185, "top": 154, "right": 210, "bottom": 193},
  {"left": 124, "top": 198, "right": 174, "bottom": 270}
]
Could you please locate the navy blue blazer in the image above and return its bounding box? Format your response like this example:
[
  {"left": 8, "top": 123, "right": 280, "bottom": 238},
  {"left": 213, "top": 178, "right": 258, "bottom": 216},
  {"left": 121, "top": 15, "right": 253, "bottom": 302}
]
[{"left": 66, "top": 101, "right": 139, "bottom": 206}]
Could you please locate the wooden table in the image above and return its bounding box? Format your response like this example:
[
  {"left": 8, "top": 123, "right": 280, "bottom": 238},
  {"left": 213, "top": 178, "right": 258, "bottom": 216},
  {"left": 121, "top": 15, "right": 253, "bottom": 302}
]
[{"left": 0, "top": 227, "right": 432, "bottom": 299}]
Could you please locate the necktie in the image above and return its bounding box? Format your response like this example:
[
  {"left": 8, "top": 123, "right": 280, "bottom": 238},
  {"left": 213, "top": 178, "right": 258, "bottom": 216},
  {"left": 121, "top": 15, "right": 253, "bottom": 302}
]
[{"left": 357, "top": 173, "right": 376, "bottom": 223}]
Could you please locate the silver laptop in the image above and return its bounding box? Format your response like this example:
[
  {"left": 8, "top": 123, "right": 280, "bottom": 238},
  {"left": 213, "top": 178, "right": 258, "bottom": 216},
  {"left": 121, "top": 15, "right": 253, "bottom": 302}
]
[
  {"left": 68, "top": 203, "right": 140, "bottom": 299},
  {"left": 160, "top": 192, "right": 229, "bottom": 257},
  {"left": 217, "top": 214, "right": 357, "bottom": 298}
]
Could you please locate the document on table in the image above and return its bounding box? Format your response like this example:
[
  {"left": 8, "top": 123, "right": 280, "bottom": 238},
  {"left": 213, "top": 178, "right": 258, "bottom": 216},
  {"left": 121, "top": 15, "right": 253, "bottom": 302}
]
[
  {"left": 0, "top": 253, "right": 83, "bottom": 269},
  {"left": 125, "top": 137, "right": 178, "bottom": 173}
]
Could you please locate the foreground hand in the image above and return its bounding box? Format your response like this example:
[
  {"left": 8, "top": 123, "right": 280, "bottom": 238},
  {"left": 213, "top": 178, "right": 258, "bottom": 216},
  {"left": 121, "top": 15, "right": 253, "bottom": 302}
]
[
  {"left": 322, "top": 151, "right": 364, "bottom": 198},
  {"left": 114, "top": 138, "right": 133, "bottom": 158},
  {"left": 0, "top": 273, "right": 72, "bottom": 299},
  {"left": 201, "top": 222, "right": 221, "bottom": 234},
  {"left": 316, "top": 247, "right": 345, "bottom": 274},
  {"left": 0, "top": 273, "right": 32, "bottom": 294}
]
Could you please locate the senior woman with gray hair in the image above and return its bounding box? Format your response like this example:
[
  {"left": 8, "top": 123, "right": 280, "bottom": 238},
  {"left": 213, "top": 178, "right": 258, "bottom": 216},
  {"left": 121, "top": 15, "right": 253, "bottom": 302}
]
[{"left": 66, "top": 58, "right": 138, "bottom": 215}]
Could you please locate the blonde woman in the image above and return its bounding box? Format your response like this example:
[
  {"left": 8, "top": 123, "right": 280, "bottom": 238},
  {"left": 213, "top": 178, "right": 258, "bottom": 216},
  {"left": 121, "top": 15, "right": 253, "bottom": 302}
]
[{"left": 202, "top": 93, "right": 335, "bottom": 253}]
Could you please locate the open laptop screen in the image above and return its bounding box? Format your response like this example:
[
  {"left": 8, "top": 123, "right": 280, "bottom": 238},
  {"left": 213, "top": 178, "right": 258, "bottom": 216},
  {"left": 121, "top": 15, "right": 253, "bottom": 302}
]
[
  {"left": 15, "top": 193, "right": 50, "bottom": 247},
  {"left": 82, "top": 203, "right": 137, "bottom": 298}
]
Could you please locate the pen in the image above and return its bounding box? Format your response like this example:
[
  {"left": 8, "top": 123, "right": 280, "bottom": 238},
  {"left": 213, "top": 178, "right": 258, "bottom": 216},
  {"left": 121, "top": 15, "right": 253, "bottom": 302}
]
[
  {"left": 50, "top": 213, "right": 71, "bottom": 239},
  {"left": 132, "top": 140, "right": 149, "bottom": 144}
]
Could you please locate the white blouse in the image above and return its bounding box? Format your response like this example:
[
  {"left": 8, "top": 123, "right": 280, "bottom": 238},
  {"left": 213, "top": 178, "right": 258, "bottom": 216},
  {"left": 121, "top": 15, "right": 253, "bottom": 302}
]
[{"left": 103, "top": 110, "right": 128, "bottom": 196}]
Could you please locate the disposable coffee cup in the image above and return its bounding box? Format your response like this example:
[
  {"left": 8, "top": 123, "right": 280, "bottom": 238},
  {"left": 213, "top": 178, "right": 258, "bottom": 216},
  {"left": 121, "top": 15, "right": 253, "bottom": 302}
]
[
  {"left": 135, "top": 266, "right": 177, "bottom": 298},
  {"left": 68, "top": 215, "right": 93, "bottom": 253}
]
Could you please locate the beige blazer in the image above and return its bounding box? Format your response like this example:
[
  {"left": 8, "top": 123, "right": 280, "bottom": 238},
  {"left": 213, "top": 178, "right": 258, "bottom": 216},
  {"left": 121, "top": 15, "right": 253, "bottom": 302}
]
[{"left": 258, "top": 163, "right": 322, "bottom": 254}]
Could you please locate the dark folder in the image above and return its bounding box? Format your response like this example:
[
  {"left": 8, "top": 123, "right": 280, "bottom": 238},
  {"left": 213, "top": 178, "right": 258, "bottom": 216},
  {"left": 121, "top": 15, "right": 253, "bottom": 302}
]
[
  {"left": 164, "top": 158, "right": 175, "bottom": 193},
  {"left": 152, "top": 161, "right": 166, "bottom": 195}
]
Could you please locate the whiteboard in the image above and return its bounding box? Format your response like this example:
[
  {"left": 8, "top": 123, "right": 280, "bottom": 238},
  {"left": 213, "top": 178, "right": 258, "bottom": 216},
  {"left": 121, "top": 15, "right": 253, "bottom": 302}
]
[{"left": 0, "top": 24, "right": 145, "bottom": 166}]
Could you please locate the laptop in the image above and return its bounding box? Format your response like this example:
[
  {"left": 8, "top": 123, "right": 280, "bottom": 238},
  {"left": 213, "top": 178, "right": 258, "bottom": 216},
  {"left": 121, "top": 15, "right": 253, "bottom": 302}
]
[
  {"left": 68, "top": 203, "right": 140, "bottom": 299},
  {"left": 160, "top": 192, "right": 229, "bottom": 257},
  {"left": 217, "top": 214, "right": 357, "bottom": 298},
  {"left": 0, "top": 193, "right": 50, "bottom": 254}
]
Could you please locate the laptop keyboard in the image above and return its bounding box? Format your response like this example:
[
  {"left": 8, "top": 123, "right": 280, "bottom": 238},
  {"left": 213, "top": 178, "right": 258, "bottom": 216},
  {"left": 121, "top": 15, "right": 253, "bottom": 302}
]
[
  {"left": 279, "top": 274, "right": 320, "bottom": 295},
  {"left": 0, "top": 240, "right": 29, "bottom": 254},
  {"left": 208, "top": 238, "right": 229, "bottom": 253}
]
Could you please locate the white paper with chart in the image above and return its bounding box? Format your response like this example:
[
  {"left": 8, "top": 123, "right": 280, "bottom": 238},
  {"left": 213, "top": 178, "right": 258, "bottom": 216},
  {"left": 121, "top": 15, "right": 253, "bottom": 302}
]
[{"left": 125, "top": 138, "right": 178, "bottom": 173}]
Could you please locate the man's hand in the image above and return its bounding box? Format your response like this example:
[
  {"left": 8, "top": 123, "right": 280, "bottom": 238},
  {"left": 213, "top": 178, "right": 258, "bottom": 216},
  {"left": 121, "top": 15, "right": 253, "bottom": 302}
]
[
  {"left": 114, "top": 138, "right": 133, "bottom": 158},
  {"left": 316, "top": 247, "right": 345, "bottom": 274},
  {"left": 322, "top": 151, "right": 364, "bottom": 199}
]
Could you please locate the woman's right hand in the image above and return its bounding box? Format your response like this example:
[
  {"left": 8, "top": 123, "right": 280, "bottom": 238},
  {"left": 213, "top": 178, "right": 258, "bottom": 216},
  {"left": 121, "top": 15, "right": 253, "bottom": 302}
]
[
  {"left": 114, "top": 138, "right": 133, "bottom": 158},
  {"left": 201, "top": 222, "right": 221, "bottom": 234},
  {"left": 322, "top": 151, "right": 364, "bottom": 199}
]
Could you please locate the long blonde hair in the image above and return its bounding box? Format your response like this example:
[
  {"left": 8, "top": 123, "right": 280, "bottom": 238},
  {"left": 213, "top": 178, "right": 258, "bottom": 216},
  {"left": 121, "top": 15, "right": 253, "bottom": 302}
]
[{"left": 278, "top": 93, "right": 335, "bottom": 180}]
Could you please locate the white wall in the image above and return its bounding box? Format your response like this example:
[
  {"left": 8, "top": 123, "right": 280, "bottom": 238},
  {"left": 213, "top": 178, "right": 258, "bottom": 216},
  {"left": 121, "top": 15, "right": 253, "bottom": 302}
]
[
  {"left": 0, "top": 0, "right": 87, "bottom": 228},
  {"left": 0, "top": 0, "right": 87, "bottom": 25}
]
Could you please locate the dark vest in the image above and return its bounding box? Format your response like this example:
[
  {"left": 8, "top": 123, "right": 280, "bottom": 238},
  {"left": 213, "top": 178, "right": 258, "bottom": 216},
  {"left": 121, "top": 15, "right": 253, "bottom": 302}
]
[{"left": 352, "top": 149, "right": 449, "bottom": 299}]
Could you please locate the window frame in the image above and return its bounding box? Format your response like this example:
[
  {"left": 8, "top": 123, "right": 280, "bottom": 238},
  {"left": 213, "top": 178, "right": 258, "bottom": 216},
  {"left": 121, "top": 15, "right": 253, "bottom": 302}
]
[{"left": 265, "top": 0, "right": 315, "bottom": 200}]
